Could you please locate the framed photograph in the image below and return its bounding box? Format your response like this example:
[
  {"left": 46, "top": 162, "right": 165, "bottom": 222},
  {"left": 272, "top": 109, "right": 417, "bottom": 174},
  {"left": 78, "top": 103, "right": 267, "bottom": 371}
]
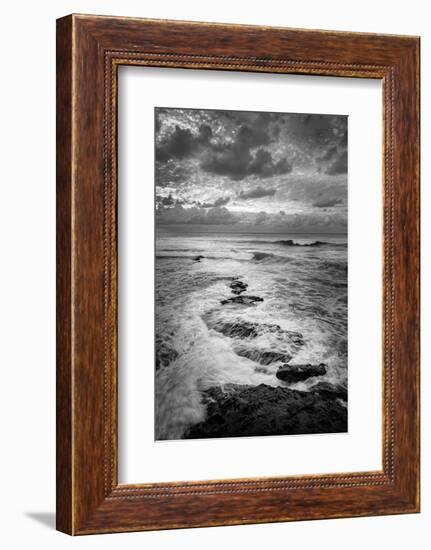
[{"left": 56, "top": 14, "right": 420, "bottom": 535}]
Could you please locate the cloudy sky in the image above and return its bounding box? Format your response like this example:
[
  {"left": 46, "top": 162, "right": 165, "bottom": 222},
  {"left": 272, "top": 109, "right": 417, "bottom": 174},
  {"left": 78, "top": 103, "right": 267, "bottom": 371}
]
[{"left": 155, "top": 108, "right": 347, "bottom": 234}]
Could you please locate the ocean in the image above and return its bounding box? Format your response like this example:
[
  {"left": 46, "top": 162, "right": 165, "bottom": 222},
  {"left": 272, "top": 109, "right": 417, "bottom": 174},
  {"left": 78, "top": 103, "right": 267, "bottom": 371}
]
[{"left": 155, "top": 230, "right": 348, "bottom": 440}]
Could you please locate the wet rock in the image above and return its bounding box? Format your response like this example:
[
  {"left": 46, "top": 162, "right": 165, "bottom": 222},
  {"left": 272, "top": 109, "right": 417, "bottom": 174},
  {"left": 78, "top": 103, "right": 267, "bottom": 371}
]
[
  {"left": 235, "top": 347, "right": 292, "bottom": 365},
  {"left": 184, "top": 383, "right": 347, "bottom": 439},
  {"left": 252, "top": 252, "right": 274, "bottom": 261},
  {"left": 254, "top": 365, "right": 270, "bottom": 374},
  {"left": 275, "top": 239, "right": 326, "bottom": 247},
  {"left": 221, "top": 295, "right": 264, "bottom": 306},
  {"left": 276, "top": 363, "right": 327, "bottom": 383},
  {"left": 230, "top": 280, "right": 248, "bottom": 294},
  {"left": 206, "top": 318, "right": 305, "bottom": 346},
  {"left": 283, "top": 332, "right": 305, "bottom": 347},
  {"left": 209, "top": 320, "right": 261, "bottom": 338},
  {"left": 311, "top": 381, "right": 347, "bottom": 401},
  {"left": 193, "top": 255, "right": 205, "bottom": 262}
]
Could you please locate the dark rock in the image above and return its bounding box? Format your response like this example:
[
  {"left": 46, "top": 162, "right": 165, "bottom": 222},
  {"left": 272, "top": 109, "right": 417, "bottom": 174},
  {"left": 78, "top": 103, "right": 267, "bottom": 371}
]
[
  {"left": 193, "top": 255, "right": 205, "bottom": 262},
  {"left": 209, "top": 320, "right": 261, "bottom": 338},
  {"left": 230, "top": 280, "right": 247, "bottom": 287},
  {"left": 254, "top": 365, "right": 270, "bottom": 374},
  {"left": 235, "top": 348, "right": 292, "bottom": 365},
  {"left": 221, "top": 295, "right": 264, "bottom": 306},
  {"left": 230, "top": 280, "right": 248, "bottom": 295},
  {"left": 276, "top": 363, "right": 327, "bottom": 383},
  {"left": 205, "top": 318, "right": 304, "bottom": 346},
  {"left": 155, "top": 342, "right": 178, "bottom": 370},
  {"left": 311, "top": 381, "right": 347, "bottom": 401},
  {"left": 283, "top": 332, "right": 305, "bottom": 346},
  {"left": 184, "top": 383, "right": 347, "bottom": 439},
  {"left": 276, "top": 239, "right": 296, "bottom": 246},
  {"left": 275, "top": 239, "right": 326, "bottom": 247},
  {"left": 252, "top": 252, "right": 274, "bottom": 261}
]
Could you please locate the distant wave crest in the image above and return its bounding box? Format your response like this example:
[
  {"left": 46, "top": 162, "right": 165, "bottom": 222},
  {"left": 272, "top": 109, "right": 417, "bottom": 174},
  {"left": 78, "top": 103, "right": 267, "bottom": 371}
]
[
  {"left": 247, "top": 239, "right": 346, "bottom": 247},
  {"left": 156, "top": 254, "right": 242, "bottom": 262},
  {"left": 252, "top": 251, "right": 295, "bottom": 263},
  {"left": 276, "top": 239, "right": 330, "bottom": 247}
]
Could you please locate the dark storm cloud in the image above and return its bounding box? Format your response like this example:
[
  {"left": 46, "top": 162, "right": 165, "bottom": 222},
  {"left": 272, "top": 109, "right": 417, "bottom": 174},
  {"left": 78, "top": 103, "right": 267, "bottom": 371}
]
[
  {"left": 155, "top": 109, "right": 292, "bottom": 181},
  {"left": 155, "top": 111, "right": 161, "bottom": 134},
  {"left": 271, "top": 124, "right": 281, "bottom": 140},
  {"left": 155, "top": 123, "right": 212, "bottom": 162},
  {"left": 188, "top": 206, "right": 237, "bottom": 224},
  {"left": 156, "top": 193, "right": 183, "bottom": 207},
  {"left": 338, "top": 127, "right": 348, "bottom": 148},
  {"left": 202, "top": 146, "right": 291, "bottom": 181},
  {"left": 300, "top": 114, "right": 347, "bottom": 146},
  {"left": 200, "top": 114, "right": 292, "bottom": 180},
  {"left": 155, "top": 163, "right": 190, "bottom": 188},
  {"left": 312, "top": 198, "right": 344, "bottom": 208},
  {"left": 248, "top": 149, "right": 292, "bottom": 178},
  {"left": 308, "top": 117, "right": 347, "bottom": 176},
  {"left": 238, "top": 186, "right": 277, "bottom": 200},
  {"left": 195, "top": 196, "right": 230, "bottom": 208},
  {"left": 160, "top": 194, "right": 175, "bottom": 206},
  {"left": 284, "top": 114, "right": 347, "bottom": 170},
  {"left": 200, "top": 142, "right": 252, "bottom": 180},
  {"left": 325, "top": 150, "right": 348, "bottom": 175},
  {"left": 235, "top": 114, "right": 272, "bottom": 148},
  {"left": 317, "top": 146, "right": 338, "bottom": 163}
]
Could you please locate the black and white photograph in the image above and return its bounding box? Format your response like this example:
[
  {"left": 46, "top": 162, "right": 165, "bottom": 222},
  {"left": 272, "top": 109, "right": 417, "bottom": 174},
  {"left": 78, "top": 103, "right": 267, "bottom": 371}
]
[{"left": 154, "top": 107, "right": 348, "bottom": 440}]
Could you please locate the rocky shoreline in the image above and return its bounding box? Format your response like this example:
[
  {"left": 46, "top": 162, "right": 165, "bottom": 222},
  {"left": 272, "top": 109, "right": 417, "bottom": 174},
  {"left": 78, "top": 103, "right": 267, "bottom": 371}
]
[
  {"left": 156, "top": 272, "right": 347, "bottom": 438},
  {"left": 184, "top": 382, "right": 347, "bottom": 439}
]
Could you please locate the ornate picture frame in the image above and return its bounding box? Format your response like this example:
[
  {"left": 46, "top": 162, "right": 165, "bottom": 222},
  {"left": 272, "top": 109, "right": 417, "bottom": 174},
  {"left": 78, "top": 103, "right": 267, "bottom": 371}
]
[{"left": 56, "top": 14, "right": 420, "bottom": 534}]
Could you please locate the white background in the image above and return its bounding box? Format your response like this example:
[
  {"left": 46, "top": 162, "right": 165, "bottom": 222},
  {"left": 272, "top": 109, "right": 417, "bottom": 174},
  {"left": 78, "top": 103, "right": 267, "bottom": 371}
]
[
  {"left": 0, "top": 1, "right": 428, "bottom": 548},
  {"left": 119, "top": 67, "right": 382, "bottom": 482}
]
